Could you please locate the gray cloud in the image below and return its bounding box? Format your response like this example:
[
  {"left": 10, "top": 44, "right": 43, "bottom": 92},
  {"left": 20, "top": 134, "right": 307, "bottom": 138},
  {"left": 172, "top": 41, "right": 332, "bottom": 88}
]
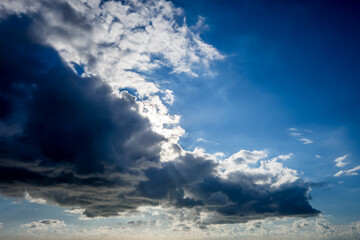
[{"left": 0, "top": 15, "right": 164, "bottom": 216}]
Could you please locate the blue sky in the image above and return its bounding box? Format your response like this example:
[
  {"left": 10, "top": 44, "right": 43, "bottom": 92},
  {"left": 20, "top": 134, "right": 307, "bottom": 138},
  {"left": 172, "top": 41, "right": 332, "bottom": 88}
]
[{"left": 0, "top": 0, "right": 359, "bottom": 239}]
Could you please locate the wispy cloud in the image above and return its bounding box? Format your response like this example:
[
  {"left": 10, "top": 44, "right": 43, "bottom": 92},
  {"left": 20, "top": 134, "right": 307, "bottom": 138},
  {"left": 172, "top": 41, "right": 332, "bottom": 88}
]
[
  {"left": 288, "top": 128, "right": 314, "bottom": 144},
  {"left": 298, "top": 137, "right": 314, "bottom": 144},
  {"left": 334, "top": 154, "right": 350, "bottom": 167},
  {"left": 196, "top": 137, "right": 219, "bottom": 145},
  {"left": 334, "top": 165, "right": 360, "bottom": 177},
  {"left": 197, "top": 137, "right": 209, "bottom": 143}
]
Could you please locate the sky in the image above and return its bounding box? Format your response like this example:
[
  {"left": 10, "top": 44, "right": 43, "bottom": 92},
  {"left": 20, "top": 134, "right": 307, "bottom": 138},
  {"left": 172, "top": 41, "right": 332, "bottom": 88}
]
[{"left": 0, "top": 0, "right": 359, "bottom": 239}]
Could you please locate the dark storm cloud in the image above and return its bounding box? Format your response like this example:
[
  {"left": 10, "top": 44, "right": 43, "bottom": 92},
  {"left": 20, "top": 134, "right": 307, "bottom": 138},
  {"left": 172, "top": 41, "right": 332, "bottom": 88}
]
[
  {"left": 0, "top": 12, "right": 319, "bottom": 223},
  {"left": 194, "top": 176, "right": 319, "bottom": 224},
  {"left": 137, "top": 159, "right": 319, "bottom": 224},
  {"left": 0, "top": 15, "right": 164, "bottom": 216}
]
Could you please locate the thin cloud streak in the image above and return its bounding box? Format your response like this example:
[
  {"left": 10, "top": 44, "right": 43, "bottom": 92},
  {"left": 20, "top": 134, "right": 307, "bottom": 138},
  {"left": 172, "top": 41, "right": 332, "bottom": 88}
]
[
  {"left": 334, "top": 165, "right": 360, "bottom": 177},
  {"left": 288, "top": 128, "right": 314, "bottom": 144}
]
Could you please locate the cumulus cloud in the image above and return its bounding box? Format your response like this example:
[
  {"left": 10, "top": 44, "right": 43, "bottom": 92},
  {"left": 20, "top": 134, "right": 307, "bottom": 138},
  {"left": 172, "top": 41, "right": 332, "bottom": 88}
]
[
  {"left": 334, "top": 154, "right": 350, "bottom": 167},
  {"left": 0, "top": 0, "right": 223, "bottom": 82},
  {"left": 0, "top": 0, "right": 318, "bottom": 226}
]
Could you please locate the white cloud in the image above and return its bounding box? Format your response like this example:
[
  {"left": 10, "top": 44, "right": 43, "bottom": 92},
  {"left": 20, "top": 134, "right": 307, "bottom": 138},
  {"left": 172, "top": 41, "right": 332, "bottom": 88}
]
[
  {"left": 218, "top": 150, "right": 299, "bottom": 188},
  {"left": 196, "top": 137, "right": 219, "bottom": 146},
  {"left": 288, "top": 128, "right": 313, "bottom": 144},
  {"left": 214, "top": 152, "right": 226, "bottom": 159},
  {"left": 0, "top": 0, "right": 223, "bottom": 92},
  {"left": 64, "top": 208, "right": 86, "bottom": 215},
  {"left": 334, "top": 165, "right": 360, "bottom": 177},
  {"left": 277, "top": 153, "right": 294, "bottom": 161},
  {"left": 298, "top": 137, "right": 313, "bottom": 144},
  {"left": 315, "top": 155, "right": 321, "bottom": 159},
  {"left": 334, "top": 154, "right": 350, "bottom": 167},
  {"left": 0, "top": 222, "right": 2, "bottom": 228},
  {"left": 197, "top": 137, "right": 209, "bottom": 143},
  {"left": 21, "top": 219, "right": 66, "bottom": 232},
  {"left": 162, "top": 89, "right": 175, "bottom": 105}
]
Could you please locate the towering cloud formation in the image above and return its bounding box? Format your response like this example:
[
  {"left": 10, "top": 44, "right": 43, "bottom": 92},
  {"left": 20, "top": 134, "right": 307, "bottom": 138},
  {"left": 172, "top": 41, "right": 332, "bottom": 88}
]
[{"left": 0, "top": 0, "right": 319, "bottom": 226}]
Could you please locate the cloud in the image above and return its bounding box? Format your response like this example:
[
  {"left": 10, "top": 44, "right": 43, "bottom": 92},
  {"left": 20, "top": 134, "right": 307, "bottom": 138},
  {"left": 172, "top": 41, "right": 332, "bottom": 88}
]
[
  {"left": 298, "top": 137, "right": 313, "bottom": 144},
  {"left": 197, "top": 138, "right": 209, "bottom": 143},
  {"left": 290, "top": 217, "right": 332, "bottom": 236},
  {"left": 222, "top": 150, "right": 268, "bottom": 165},
  {"left": 137, "top": 149, "right": 318, "bottom": 225},
  {"left": 196, "top": 137, "right": 219, "bottom": 146},
  {"left": 0, "top": 0, "right": 224, "bottom": 160},
  {"left": 0, "top": 16, "right": 164, "bottom": 217},
  {"left": 288, "top": 128, "right": 313, "bottom": 144},
  {"left": 0, "top": 0, "right": 223, "bottom": 93},
  {"left": 214, "top": 152, "right": 226, "bottom": 159},
  {"left": 0, "top": 1, "right": 318, "bottom": 226},
  {"left": 127, "top": 219, "right": 159, "bottom": 227},
  {"left": 334, "top": 165, "right": 360, "bottom": 177},
  {"left": 25, "top": 192, "right": 47, "bottom": 204},
  {"left": 64, "top": 208, "right": 86, "bottom": 215},
  {"left": 21, "top": 219, "right": 66, "bottom": 232},
  {"left": 277, "top": 153, "right": 294, "bottom": 161},
  {"left": 13, "top": 214, "right": 360, "bottom": 240},
  {"left": 334, "top": 154, "right": 350, "bottom": 167}
]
